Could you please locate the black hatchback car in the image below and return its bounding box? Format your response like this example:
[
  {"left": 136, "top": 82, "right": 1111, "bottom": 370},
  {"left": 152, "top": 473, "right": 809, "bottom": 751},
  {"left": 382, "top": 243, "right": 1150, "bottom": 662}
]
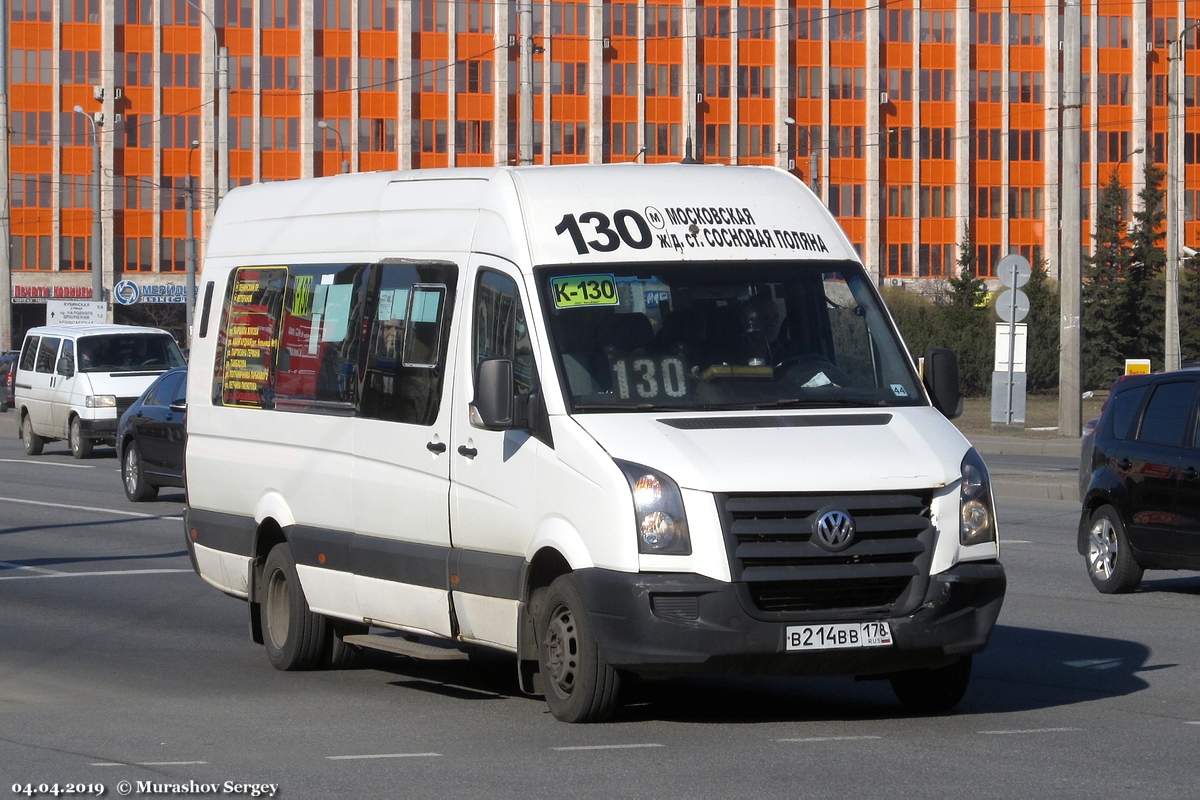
[
  {"left": 1079, "top": 368, "right": 1200, "bottom": 592},
  {"left": 116, "top": 366, "right": 187, "bottom": 502}
]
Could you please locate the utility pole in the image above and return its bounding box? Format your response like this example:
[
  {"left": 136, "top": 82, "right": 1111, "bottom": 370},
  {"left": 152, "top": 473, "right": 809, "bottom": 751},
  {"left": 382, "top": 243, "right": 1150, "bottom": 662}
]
[
  {"left": 0, "top": 10, "right": 12, "bottom": 349},
  {"left": 519, "top": 1, "right": 533, "bottom": 165},
  {"left": 1164, "top": 24, "right": 1195, "bottom": 372},
  {"left": 1059, "top": 0, "right": 1082, "bottom": 437},
  {"left": 810, "top": 150, "right": 818, "bottom": 194}
]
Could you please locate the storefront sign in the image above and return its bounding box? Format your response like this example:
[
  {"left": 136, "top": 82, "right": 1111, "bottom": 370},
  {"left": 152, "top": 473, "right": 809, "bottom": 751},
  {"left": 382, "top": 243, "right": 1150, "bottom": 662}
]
[
  {"left": 114, "top": 280, "right": 187, "bottom": 305},
  {"left": 12, "top": 285, "right": 94, "bottom": 304}
]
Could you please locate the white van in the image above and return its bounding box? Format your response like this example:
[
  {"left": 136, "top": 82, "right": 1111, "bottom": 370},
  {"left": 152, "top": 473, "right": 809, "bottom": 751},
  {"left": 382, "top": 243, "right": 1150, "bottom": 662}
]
[
  {"left": 14, "top": 324, "right": 187, "bottom": 458},
  {"left": 184, "top": 165, "right": 1005, "bottom": 722}
]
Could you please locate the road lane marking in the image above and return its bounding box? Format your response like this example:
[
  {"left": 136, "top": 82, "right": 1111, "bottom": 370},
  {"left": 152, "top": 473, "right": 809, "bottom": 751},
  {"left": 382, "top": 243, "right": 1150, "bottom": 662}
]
[
  {"left": 551, "top": 744, "right": 665, "bottom": 751},
  {"left": 327, "top": 753, "right": 442, "bottom": 760},
  {"left": 90, "top": 761, "right": 209, "bottom": 766},
  {"left": 1002, "top": 540, "right": 1032, "bottom": 544},
  {"left": 0, "top": 568, "right": 193, "bottom": 581},
  {"left": 0, "top": 458, "right": 95, "bottom": 469},
  {"left": 776, "top": 736, "right": 882, "bottom": 743},
  {"left": 979, "top": 727, "right": 1082, "bottom": 735},
  {"left": 0, "top": 495, "right": 182, "bottom": 520},
  {"left": 1186, "top": 722, "right": 1200, "bottom": 725}
]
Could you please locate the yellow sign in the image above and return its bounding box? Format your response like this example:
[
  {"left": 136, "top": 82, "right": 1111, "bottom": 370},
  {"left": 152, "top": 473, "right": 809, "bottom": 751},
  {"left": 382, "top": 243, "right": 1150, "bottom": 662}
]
[
  {"left": 1125, "top": 359, "right": 1151, "bottom": 375},
  {"left": 551, "top": 274, "right": 619, "bottom": 308}
]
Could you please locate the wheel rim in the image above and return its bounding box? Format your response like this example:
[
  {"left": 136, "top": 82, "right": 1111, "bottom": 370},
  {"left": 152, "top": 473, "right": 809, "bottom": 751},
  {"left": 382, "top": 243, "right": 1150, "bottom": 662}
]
[
  {"left": 543, "top": 601, "right": 580, "bottom": 698},
  {"left": 70, "top": 422, "right": 80, "bottom": 455},
  {"left": 22, "top": 417, "right": 31, "bottom": 444},
  {"left": 124, "top": 447, "right": 139, "bottom": 495},
  {"left": 1088, "top": 517, "right": 1118, "bottom": 581},
  {"left": 266, "top": 567, "right": 291, "bottom": 651}
]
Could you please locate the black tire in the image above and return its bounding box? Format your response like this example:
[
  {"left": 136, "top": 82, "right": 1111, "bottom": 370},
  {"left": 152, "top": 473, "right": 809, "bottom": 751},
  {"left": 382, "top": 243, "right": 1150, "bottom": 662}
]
[
  {"left": 122, "top": 440, "right": 158, "bottom": 502},
  {"left": 21, "top": 414, "right": 43, "bottom": 456},
  {"left": 324, "top": 620, "right": 369, "bottom": 669},
  {"left": 1085, "top": 505, "right": 1144, "bottom": 594},
  {"left": 890, "top": 655, "right": 973, "bottom": 713},
  {"left": 261, "top": 543, "right": 330, "bottom": 671},
  {"left": 69, "top": 416, "right": 94, "bottom": 459},
  {"left": 536, "top": 574, "right": 621, "bottom": 723}
]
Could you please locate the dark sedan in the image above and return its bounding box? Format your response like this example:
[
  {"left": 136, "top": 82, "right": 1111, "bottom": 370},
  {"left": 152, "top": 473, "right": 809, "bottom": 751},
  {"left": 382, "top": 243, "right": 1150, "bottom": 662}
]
[{"left": 117, "top": 366, "right": 187, "bottom": 502}]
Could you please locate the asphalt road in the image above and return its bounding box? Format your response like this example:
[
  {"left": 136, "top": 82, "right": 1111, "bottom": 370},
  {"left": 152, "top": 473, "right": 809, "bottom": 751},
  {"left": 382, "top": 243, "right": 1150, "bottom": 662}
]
[{"left": 2, "top": 413, "right": 1199, "bottom": 797}]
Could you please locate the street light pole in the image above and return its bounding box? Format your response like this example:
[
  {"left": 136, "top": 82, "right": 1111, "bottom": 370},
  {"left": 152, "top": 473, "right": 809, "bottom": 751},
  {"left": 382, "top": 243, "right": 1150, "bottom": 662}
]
[
  {"left": 1164, "top": 24, "right": 1196, "bottom": 372},
  {"left": 73, "top": 105, "right": 104, "bottom": 305},
  {"left": 783, "top": 116, "right": 795, "bottom": 175},
  {"left": 317, "top": 120, "right": 348, "bottom": 173},
  {"left": 184, "top": 0, "right": 229, "bottom": 202},
  {"left": 185, "top": 140, "right": 199, "bottom": 347}
]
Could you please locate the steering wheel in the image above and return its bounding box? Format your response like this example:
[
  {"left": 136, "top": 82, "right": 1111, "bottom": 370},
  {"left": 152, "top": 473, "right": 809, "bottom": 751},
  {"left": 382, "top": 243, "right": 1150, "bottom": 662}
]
[{"left": 776, "top": 354, "right": 850, "bottom": 387}]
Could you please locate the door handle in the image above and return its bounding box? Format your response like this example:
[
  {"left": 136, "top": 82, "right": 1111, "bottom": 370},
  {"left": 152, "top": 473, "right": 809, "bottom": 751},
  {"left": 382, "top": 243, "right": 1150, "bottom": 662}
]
[
  {"left": 457, "top": 445, "right": 478, "bottom": 459},
  {"left": 1116, "top": 458, "right": 1132, "bottom": 471},
  {"left": 426, "top": 441, "right": 446, "bottom": 454},
  {"left": 1184, "top": 466, "right": 1198, "bottom": 480}
]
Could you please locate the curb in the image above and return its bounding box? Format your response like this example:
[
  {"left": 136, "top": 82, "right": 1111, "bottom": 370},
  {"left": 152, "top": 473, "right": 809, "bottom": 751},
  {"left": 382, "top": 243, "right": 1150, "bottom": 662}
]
[{"left": 992, "top": 472, "right": 1079, "bottom": 503}]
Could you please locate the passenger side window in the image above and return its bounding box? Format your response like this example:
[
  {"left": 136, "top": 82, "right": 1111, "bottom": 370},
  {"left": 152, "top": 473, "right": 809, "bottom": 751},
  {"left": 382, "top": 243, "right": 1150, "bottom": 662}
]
[
  {"left": 147, "top": 373, "right": 184, "bottom": 407},
  {"left": 18, "top": 336, "right": 39, "bottom": 372},
  {"left": 360, "top": 261, "right": 457, "bottom": 425},
  {"left": 474, "top": 270, "right": 535, "bottom": 396},
  {"left": 34, "top": 337, "right": 60, "bottom": 374},
  {"left": 1110, "top": 384, "right": 1149, "bottom": 440},
  {"left": 1136, "top": 382, "right": 1196, "bottom": 446},
  {"left": 214, "top": 264, "right": 367, "bottom": 410}
]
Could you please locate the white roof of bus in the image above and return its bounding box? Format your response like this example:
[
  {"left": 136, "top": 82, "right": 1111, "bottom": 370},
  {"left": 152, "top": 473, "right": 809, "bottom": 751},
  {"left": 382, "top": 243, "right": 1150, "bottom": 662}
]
[{"left": 205, "top": 164, "right": 858, "bottom": 268}]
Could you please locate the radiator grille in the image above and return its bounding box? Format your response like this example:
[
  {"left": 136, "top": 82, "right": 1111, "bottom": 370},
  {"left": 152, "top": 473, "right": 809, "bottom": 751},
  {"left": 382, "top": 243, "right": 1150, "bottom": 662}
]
[{"left": 719, "top": 491, "right": 934, "bottom": 617}]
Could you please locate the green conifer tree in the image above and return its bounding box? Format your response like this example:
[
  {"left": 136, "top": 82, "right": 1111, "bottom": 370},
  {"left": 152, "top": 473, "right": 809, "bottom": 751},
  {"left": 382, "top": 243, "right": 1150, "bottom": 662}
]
[
  {"left": 1123, "top": 163, "right": 1166, "bottom": 366},
  {"left": 1025, "top": 256, "right": 1060, "bottom": 392},
  {"left": 1083, "top": 171, "right": 1129, "bottom": 389},
  {"left": 941, "top": 226, "right": 992, "bottom": 395},
  {"left": 1180, "top": 251, "right": 1200, "bottom": 364}
]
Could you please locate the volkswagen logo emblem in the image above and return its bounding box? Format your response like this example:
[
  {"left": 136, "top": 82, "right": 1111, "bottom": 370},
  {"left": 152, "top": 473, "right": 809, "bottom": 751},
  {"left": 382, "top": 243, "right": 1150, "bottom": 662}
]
[{"left": 814, "top": 509, "right": 856, "bottom": 551}]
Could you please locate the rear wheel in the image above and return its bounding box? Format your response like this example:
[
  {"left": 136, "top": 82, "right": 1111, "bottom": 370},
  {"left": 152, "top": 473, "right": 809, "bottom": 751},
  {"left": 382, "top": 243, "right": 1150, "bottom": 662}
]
[
  {"left": 122, "top": 441, "right": 158, "bottom": 502},
  {"left": 261, "top": 543, "right": 330, "bottom": 671},
  {"left": 69, "top": 417, "right": 93, "bottom": 459},
  {"left": 1086, "top": 505, "right": 1143, "bottom": 594},
  {"left": 21, "top": 414, "right": 43, "bottom": 456},
  {"left": 536, "top": 574, "right": 621, "bottom": 723},
  {"left": 889, "top": 655, "right": 973, "bottom": 713}
]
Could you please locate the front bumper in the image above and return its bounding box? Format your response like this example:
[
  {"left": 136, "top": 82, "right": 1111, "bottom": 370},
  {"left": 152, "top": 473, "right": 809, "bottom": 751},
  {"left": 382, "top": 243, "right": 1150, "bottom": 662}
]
[
  {"left": 79, "top": 416, "right": 118, "bottom": 439},
  {"left": 575, "top": 561, "right": 1006, "bottom": 677}
]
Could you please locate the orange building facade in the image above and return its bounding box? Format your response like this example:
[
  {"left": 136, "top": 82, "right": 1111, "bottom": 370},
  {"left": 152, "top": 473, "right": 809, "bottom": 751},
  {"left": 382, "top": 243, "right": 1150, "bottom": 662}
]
[{"left": 3, "top": 0, "right": 1200, "bottom": 347}]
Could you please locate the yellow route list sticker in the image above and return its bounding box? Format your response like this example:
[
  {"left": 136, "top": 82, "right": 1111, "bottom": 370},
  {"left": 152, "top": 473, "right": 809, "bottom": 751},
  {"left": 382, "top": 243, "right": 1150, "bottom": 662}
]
[{"left": 550, "top": 274, "right": 619, "bottom": 308}]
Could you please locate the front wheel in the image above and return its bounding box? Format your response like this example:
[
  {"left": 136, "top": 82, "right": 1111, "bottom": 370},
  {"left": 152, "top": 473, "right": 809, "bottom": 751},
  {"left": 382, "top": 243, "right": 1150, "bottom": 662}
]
[
  {"left": 69, "top": 417, "right": 94, "bottom": 459},
  {"left": 889, "top": 655, "right": 972, "bottom": 713},
  {"left": 1086, "top": 506, "right": 1143, "bottom": 594},
  {"left": 261, "top": 543, "right": 330, "bottom": 671},
  {"left": 21, "top": 414, "right": 43, "bottom": 456},
  {"left": 122, "top": 441, "right": 158, "bottom": 502},
  {"left": 536, "top": 574, "right": 621, "bottom": 723}
]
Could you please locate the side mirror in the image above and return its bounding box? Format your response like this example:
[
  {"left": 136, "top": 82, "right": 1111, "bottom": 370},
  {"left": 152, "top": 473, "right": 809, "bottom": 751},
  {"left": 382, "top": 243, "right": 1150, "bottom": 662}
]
[
  {"left": 923, "top": 347, "right": 963, "bottom": 420},
  {"left": 57, "top": 356, "right": 74, "bottom": 378},
  {"left": 471, "top": 358, "right": 514, "bottom": 430},
  {"left": 170, "top": 401, "right": 187, "bottom": 414}
]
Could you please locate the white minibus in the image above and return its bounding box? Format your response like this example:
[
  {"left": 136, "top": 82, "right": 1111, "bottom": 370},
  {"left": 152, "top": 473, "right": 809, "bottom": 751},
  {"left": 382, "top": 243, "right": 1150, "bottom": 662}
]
[{"left": 184, "top": 164, "right": 1005, "bottom": 722}]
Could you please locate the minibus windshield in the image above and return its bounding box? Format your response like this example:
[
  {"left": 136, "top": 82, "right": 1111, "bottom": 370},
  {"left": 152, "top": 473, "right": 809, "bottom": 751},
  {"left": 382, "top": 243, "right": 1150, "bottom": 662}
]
[
  {"left": 77, "top": 333, "right": 187, "bottom": 373},
  {"left": 537, "top": 261, "right": 924, "bottom": 412}
]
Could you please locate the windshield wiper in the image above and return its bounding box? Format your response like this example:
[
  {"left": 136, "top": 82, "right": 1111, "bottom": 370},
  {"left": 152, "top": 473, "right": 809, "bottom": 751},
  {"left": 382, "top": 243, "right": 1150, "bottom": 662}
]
[{"left": 741, "top": 397, "right": 890, "bottom": 410}]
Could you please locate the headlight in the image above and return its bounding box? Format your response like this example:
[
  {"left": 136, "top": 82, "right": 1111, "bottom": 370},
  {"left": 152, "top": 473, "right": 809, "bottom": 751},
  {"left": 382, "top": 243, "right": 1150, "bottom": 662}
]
[
  {"left": 959, "top": 448, "right": 997, "bottom": 546},
  {"left": 86, "top": 395, "right": 117, "bottom": 408},
  {"left": 616, "top": 460, "right": 691, "bottom": 555}
]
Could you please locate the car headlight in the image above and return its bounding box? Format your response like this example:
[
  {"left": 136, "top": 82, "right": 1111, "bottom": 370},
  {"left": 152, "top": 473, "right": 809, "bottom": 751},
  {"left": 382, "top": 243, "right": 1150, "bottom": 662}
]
[
  {"left": 960, "top": 448, "right": 997, "bottom": 546},
  {"left": 616, "top": 460, "right": 691, "bottom": 555},
  {"left": 86, "top": 395, "right": 117, "bottom": 408}
]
